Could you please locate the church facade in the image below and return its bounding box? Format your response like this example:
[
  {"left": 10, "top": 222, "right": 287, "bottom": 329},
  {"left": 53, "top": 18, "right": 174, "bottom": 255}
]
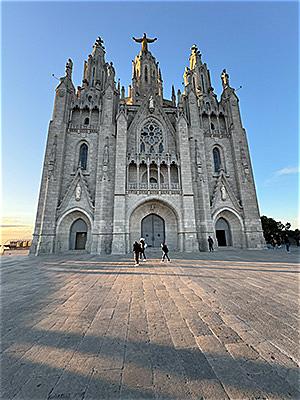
[{"left": 30, "top": 35, "right": 265, "bottom": 255}]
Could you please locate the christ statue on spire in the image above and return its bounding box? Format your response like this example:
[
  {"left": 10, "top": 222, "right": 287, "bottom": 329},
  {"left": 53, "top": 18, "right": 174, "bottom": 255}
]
[{"left": 132, "top": 33, "right": 157, "bottom": 52}]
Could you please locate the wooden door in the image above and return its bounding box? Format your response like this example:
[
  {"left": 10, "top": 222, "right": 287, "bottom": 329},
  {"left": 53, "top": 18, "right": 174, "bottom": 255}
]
[{"left": 142, "top": 214, "right": 165, "bottom": 247}]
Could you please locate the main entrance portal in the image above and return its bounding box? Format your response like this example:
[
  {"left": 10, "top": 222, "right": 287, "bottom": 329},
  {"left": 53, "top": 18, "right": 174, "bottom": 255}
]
[{"left": 141, "top": 214, "right": 165, "bottom": 247}]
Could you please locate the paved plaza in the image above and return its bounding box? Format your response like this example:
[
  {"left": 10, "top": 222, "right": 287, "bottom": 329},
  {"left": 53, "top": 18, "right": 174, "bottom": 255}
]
[{"left": 1, "top": 248, "right": 299, "bottom": 399}]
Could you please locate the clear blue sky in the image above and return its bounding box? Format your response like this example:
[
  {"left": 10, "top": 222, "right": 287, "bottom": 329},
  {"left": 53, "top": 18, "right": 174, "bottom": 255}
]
[{"left": 2, "top": 1, "right": 299, "bottom": 231}]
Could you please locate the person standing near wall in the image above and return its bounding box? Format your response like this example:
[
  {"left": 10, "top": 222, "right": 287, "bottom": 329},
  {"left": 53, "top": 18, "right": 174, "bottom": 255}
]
[
  {"left": 139, "top": 238, "right": 147, "bottom": 261},
  {"left": 133, "top": 241, "right": 141, "bottom": 266},
  {"left": 161, "top": 242, "right": 170, "bottom": 262},
  {"left": 208, "top": 236, "right": 214, "bottom": 252}
]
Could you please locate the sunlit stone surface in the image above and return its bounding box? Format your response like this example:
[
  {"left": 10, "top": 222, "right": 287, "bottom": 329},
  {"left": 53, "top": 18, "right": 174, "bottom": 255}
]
[{"left": 1, "top": 248, "right": 299, "bottom": 399}]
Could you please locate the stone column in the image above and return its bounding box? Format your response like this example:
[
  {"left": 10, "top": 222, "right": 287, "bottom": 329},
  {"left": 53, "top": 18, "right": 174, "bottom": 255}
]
[
  {"left": 91, "top": 86, "right": 116, "bottom": 254},
  {"left": 167, "top": 163, "right": 171, "bottom": 190},
  {"left": 188, "top": 91, "right": 215, "bottom": 251},
  {"left": 137, "top": 162, "right": 140, "bottom": 191},
  {"left": 177, "top": 164, "right": 181, "bottom": 190},
  {"left": 222, "top": 88, "right": 264, "bottom": 248},
  {"left": 30, "top": 78, "right": 75, "bottom": 256},
  {"left": 111, "top": 110, "right": 128, "bottom": 254},
  {"left": 158, "top": 163, "right": 161, "bottom": 190},
  {"left": 147, "top": 159, "right": 150, "bottom": 190},
  {"left": 177, "top": 114, "right": 198, "bottom": 252}
]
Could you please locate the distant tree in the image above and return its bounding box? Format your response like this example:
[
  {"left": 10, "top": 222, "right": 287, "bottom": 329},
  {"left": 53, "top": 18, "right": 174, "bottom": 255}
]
[{"left": 260, "top": 216, "right": 292, "bottom": 243}]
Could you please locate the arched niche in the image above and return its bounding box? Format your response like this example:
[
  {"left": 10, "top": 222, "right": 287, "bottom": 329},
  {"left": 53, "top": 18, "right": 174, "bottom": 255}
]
[
  {"left": 215, "top": 217, "right": 232, "bottom": 246},
  {"left": 214, "top": 209, "right": 244, "bottom": 248},
  {"left": 55, "top": 209, "right": 92, "bottom": 253},
  {"left": 69, "top": 218, "right": 88, "bottom": 250}
]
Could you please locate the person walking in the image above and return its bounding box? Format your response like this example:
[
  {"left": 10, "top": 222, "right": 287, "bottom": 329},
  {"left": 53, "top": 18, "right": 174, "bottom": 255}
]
[
  {"left": 139, "top": 238, "right": 147, "bottom": 261},
  {"left": 284, "top": 234, "right": 290, "bottom": 253},
  {"left": 161, "top": 242, "right": 170, "bottom": 262},
  {"left": 133, "top": 241, "right": 141, "bottom": 266},
  {"left": 208, "top": 236, "right": 214, "bottom": 252}
]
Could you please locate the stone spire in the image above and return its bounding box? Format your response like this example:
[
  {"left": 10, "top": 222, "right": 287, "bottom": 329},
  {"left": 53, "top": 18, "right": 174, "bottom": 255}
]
[
  {"left": 130, "top": 34, "right": 163, "bottom": 104},
  {"left": 171, "top": 85, "right": 176, "bottom": 106},
  {"left": 82, "top": 37, "right": 106, "bottom": 88},
  {"left": 183, "top": 44, "right": 212, "bottom": 97}
]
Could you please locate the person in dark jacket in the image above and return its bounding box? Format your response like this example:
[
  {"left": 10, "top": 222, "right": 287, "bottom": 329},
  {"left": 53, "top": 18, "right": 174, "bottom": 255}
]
[
  {"left": 133, "top": 241, "right": 141, "bottom": 266},
  {"left": 161, "top": 242, "right": 170, "bottom": 262},
  {"left": 208, "top": 236, "right": 214, "bottom": 252},
  {"left": 284, "top": 234, "right": 290, "bottom": 253},
  {"left": 139, "top": 238, "right": 147, "bottom": 261}
]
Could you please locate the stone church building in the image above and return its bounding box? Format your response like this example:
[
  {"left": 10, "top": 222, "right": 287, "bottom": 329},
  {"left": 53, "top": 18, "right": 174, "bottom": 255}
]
[{"left": 30, "top": 35, "right": 265, "bottom": 255}]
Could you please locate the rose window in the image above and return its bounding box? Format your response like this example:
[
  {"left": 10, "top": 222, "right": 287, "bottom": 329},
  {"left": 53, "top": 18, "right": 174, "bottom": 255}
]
[{"left": 140, "top": 120, "right": 164, "bottom": 153}]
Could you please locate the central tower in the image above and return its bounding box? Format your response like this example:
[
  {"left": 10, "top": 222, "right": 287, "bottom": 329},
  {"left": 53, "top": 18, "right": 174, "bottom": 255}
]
[{"left": 129, "top": 33, "right": 163, "bottom": 104}]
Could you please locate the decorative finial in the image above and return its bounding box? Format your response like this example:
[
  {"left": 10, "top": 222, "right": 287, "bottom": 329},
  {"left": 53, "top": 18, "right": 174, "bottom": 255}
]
[
  {"left": 95, "top": 36, "right": 104, "bottom": 47},
  {"left": 221, "top": 69, "right": 230, "bottom": 89},
  {"left": 171, "top": 85, "right": 176, "bottom": 106},
  {"left": 190, "top": 44, "right": 202, "bottom": 70},
  {"left": 121, "top": 86, "right": 125, "bottom": 99},
  {"left": 132, "top": 33, "right": 157, "bottom": 52}
]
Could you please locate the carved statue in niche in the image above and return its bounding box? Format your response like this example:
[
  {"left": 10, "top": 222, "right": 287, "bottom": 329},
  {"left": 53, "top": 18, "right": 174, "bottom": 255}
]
[
  {"left": 48, "top": 134, "right": 57, "bottom": 176},
  {"left": 102, "top": 137, "right": 110, "bottom": 181},
  {"left": 149, "top": 204, "right": 156, "bottom": 212},
  {"left": 195, "top": 140, "right": 203, "bottom": 181},
  {"left": 75, "top": 183, "right": 82, "bottom": 201},
  {"left": 49, "top": 135, "right": 57, "bottom": 164},
  {"left": 149, "top": 95, "right": 154, "bottom": 111},
  {"left": 103, "top": 137, "right": 109, "bottom": 165},
  {"left": 220, "top": 184, "right": 227, "bottom": 201},
  {"left": 240, "top": 144, "right": 250, "bottom": 180}
]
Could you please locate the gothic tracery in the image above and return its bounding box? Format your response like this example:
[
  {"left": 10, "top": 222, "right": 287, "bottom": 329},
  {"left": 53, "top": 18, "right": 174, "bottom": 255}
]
[{"left": 140, "top": 119, "right": 163, "bottom": 154}]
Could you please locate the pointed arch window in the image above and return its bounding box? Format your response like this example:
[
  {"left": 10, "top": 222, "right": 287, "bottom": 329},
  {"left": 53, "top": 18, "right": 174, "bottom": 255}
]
[
  {"left": 79, "top": 143, "right": 88, "bottom": 170},
  {"left": 213, "top": 147, "right": 221, "bottom": 173},
  {"left": 201, "top": 75, "right": 205, "bottom": 92},
  {"left": 84, "top": 117, "right": 89, "bottom": 125},
  {"left": 91, "top": 67, "right": 96, "bottom": 86},
  {"left": 145, "top": 66, "right": 148, "bottom": 83}
]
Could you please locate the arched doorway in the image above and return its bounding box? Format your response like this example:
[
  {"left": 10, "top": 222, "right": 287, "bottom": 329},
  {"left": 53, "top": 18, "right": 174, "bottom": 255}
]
[
  {"left": 69, "top": 218, "right": 87, "bottom": 250},
  {"left": 216, "top": 217, "right": 232, "bottom": 246},
  {"left": 141, "top": 214, "right": 165, "bottom": 247}
]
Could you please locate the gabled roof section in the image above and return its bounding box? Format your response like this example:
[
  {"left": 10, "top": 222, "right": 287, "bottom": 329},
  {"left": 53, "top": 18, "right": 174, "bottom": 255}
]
[{"left": 211, "top": 170, "right": 243, "bottom": 213}]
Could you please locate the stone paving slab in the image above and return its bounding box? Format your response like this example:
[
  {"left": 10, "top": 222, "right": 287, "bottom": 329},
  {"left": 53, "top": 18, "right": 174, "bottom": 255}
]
[{"left": 1, "top": 248, "right": 300, "bottom": 399}]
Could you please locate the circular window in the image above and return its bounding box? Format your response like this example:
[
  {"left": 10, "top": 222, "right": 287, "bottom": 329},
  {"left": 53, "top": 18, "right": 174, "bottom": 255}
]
[{"left": 140, "top": 119, "right": 163, "bottom": 154}]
